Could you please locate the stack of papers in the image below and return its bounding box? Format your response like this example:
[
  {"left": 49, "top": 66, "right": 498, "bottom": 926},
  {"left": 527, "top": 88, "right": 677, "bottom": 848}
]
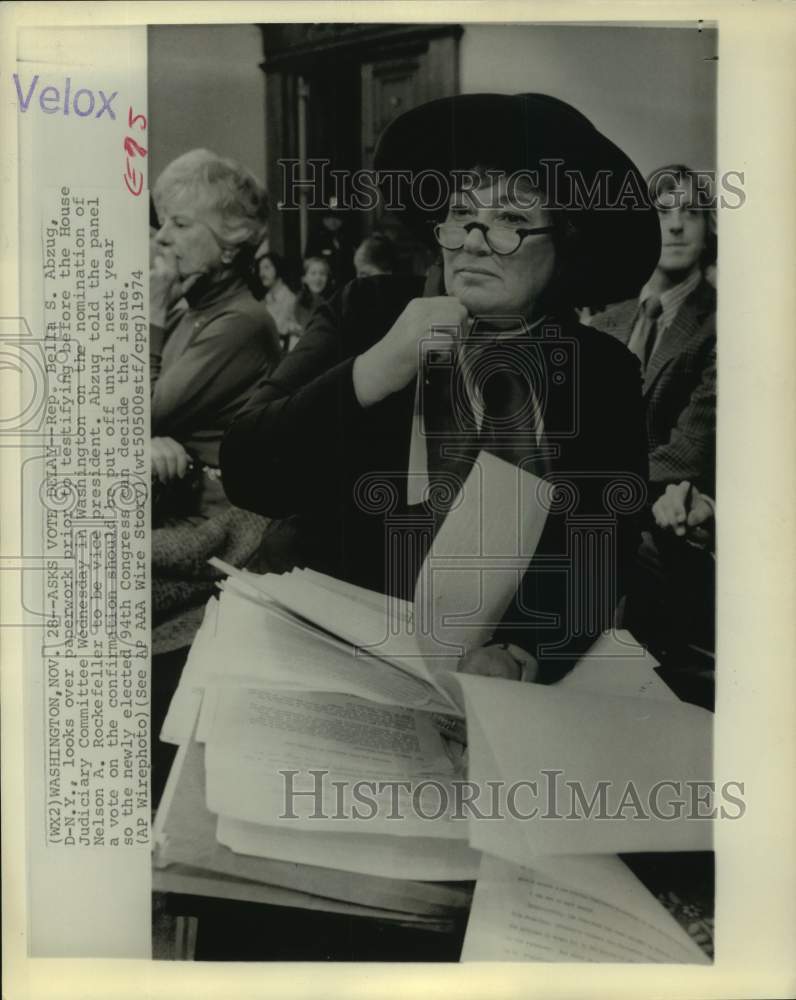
[
  {"left": 157, "top": 563, "right": 713, "bottom": 961},
  {"left": 159, "top": 574, "right": 482, "bottom": 880},
  {"left": 205, "top": 564, "right": 464, "bottom": 714}
]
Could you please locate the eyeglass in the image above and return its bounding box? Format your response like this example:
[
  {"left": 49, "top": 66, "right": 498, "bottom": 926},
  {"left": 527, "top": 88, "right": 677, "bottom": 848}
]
[{"left": 433, "top": 220, "right": 555, "bottom": 256}]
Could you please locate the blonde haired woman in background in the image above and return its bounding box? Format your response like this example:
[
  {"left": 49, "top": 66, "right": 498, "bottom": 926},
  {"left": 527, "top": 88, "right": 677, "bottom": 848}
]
[{"left": 149, "top": 148, "right": 280, "bottom": 629}]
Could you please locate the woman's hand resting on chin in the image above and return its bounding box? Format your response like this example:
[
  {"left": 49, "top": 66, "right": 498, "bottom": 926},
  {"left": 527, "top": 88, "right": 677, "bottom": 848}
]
[{"left": 150, "top": 246, "right": 203, "bottom": 326}]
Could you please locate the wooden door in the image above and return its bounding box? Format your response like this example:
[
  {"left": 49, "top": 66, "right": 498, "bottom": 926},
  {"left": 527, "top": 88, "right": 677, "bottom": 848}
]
[
  {"left": 261, "top": 25, "right": 461, "bottom": 269},
  {"left": 361, "top": 35, "right": 460, "bottom": 172}
]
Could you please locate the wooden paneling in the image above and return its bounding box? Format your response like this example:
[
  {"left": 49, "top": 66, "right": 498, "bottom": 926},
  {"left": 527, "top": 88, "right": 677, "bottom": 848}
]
[
  {"left": 260, "top": 24, "right": 462, "bottom": 265},
  {"left": 265, "top": 71, "right": 301, "bottom": 261},
  {"left": 361, "top": 34, "right": 460, "bottom": 170}
]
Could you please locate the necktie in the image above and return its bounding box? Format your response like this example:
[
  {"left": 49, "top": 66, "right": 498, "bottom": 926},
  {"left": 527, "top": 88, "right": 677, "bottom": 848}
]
[
  {"left": 458, "top": 332, "right": 547, "bottom": 479},
  {"left": 422, "top": 351, "right": 479, "bottom": 511},
  {"left": 478, "top": 365, "right": 548, "bottom": 479},
  {"left": 423, "top": 337, "right": 549, "bottom": 505},
  {"left": 635, "top": 295, "right": 663, "bottom": 373}
]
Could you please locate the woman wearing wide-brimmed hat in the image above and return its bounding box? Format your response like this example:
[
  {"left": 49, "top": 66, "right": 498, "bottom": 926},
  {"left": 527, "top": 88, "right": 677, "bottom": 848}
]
[{"left": 222, "top": 93, "right": 659, "bottom": 683}]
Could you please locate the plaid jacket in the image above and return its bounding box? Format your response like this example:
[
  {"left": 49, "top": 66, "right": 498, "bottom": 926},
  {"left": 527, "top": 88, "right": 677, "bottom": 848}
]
[{"left": 592, "top": 278, "right": 716, "bottom": 493}]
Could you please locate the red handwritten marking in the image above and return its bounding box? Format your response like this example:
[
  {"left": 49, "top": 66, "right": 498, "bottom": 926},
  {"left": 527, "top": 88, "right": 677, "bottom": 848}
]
[
  {"left": 123, "top": 105, "right": 148, "bottom": 196},
  {"left": 124, "top": 164, "right": 143, "bottom": 196},
  {"left": 128, "top": 107, "right": 147, "bottom": 131},
  {"left": 124, "top": 136, "right": 148, "bottom": 159}
]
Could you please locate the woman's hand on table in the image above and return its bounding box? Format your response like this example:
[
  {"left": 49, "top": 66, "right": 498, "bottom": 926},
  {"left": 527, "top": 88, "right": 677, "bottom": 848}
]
[
  {"left": 457, "top": 643, "right": 539, "bottom": 682},
  {"left": 434, "top": 643, "right": 538, "bottom": 770},
  {"left": 151, "top": 436, "right": 192, "bottom": 483},
  {"left": 352, "top": 296, "right": 469, "bottom": 406}
]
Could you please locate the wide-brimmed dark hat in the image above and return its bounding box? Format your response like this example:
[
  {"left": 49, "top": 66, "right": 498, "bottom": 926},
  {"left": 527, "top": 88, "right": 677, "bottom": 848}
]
[{"left": 373, "top": 93, "right": 660, "bottom": 304}]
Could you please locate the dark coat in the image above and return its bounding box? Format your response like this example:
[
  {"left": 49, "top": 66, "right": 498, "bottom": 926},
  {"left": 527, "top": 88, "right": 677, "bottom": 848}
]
[
  {"left": 591, "top": 279, "right": 716, "bottom": 493},
  {"left": 221, "top": 275, "right": 648, "bottom": 680}
]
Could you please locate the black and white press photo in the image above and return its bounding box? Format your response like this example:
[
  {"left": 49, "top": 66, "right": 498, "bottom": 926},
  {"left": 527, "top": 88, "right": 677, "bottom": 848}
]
[
  {"left": 148, "top": 21, "right": 719, "bottom": 963},
  {"left": 2, "top": 6, "right": 794, "bottom": 999}
]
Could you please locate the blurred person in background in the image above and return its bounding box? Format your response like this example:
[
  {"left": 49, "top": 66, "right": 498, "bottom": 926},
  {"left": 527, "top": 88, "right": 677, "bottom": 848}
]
[
  {"left": 304, "top": 199, "right": 356, "bottom": 290},
  {"left": 592, "top": 164, "right": 716, "bottom": 496},
  {"left": 353, "top": 234, "right": 398, "bottom": 278},
  {"left": 256, "top": 249, "right": 298, "bottom": 352},
  {"left": 591, "top": 165, "right": 717, "bottom": 665},
  {"left": 291, "top": 255, "right": 332, "bottom": 350}
]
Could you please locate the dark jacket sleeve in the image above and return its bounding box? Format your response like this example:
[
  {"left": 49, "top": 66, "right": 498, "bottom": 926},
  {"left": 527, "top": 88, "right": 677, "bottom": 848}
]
[
  {"left": 648, "top": 328, "right": 716, "bottom": 492},
  {"left": 221, "top": 275, "right": 422, "bottom": 520}
]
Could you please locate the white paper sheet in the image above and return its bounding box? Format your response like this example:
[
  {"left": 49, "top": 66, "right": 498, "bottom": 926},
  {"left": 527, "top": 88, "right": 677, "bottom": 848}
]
[
  {"left": 455, "top": 630, "right": 692, "bottom": 908},
  {"left": 414, "top": 451, "right": 553, "bottom": 661},
  {"left": 203, "top": 586, "right": 458, "bottom": 713},
  {"left": 159, "top": 597, "right": 218, "bottom": 745},
  {"left": 456, "top": 673, "right": 713, "bottom": 856},
  {"left": 559, "top": 629, "right": 672, "bottom": 701},
  {"left": 297, "top": 567, "right": 414, "bottom": 622},
  {"left": 195, "top": 686, "right": 219, "bottom": 744},
  {"left": 461, "top": 853, "right": 709, "bottom": 963},
  {"left": 214, "top": 561, "right": 429, "bottom": 664},
  {"left": 204, "top": 686, "right": 468, "bottom": 839},
  {"left": 210, "top": 561, "right": 463, "bottom": 713},
  {"left": 216, "top": 813, "right": 481, "bottom": 881}
]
